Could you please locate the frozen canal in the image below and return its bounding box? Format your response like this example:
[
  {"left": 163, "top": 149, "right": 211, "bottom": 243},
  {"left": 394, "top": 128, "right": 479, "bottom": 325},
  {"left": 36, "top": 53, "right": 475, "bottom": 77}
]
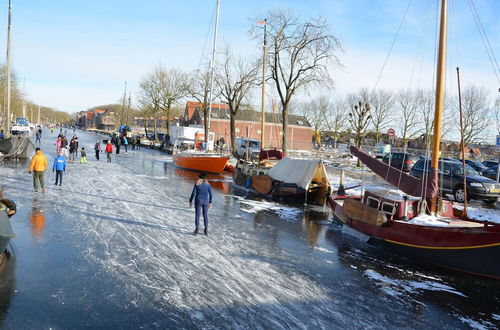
[{"left": 0, "top": 129, "right": 499, "bottom": 329}]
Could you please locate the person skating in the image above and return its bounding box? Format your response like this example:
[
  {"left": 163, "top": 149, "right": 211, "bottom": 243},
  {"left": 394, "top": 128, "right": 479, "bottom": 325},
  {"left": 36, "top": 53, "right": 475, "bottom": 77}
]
[
  {"left": 115, "top": 134, "right": 121, "bottom": 155},
  {"left": 69, "top": 136, "right": 78, "bottom": 163},
  {"left": 189, "top": 173, "right": 213, "bottom": 236},
  {"left": 29, "top": 147, "right": 48, "bottom": 193},
  {"left": 80, "top": 147, "right": 87, "bottom": 164},
  {"left": 105, "top": 141, "right": 113, "bottom": 162},
  {"left": 52, "top": 151, "right": 66, "bottom": 186},
  {"left": 35, "top": 129, "right": 41, "bottom": 144},
  {"left": 94, "top": 140, "right": 101, "bottom": 160},
  {"left": 61, "top": 136, "right": 69, "bottom": 157},
  {"left": 123, "top": 135, "right": 128, "bottom": 153}
]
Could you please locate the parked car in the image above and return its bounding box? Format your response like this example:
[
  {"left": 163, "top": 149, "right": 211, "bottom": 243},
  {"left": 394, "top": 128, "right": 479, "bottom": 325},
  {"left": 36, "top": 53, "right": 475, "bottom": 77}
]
[
  {"left": 482, "top": 160, "right": 499, "bottom": 168},
  {"left": 410, "top": 159, "right": 500, "bottom": 204},
  {"left": 483, "top": 166, "right": 500, "bottom": 182},
  {"left": 382, "top": 152, "right": 421, "bottom": 172},
  {"left": 464, "top": 159, "right": 489, "bottom": 174}
]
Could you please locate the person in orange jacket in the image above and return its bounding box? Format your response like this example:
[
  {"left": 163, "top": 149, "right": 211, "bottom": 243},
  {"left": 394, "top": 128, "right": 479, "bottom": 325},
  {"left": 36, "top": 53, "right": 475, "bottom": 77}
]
[{"left": 29, "top": 147, "right": 48, "bottom": 192}]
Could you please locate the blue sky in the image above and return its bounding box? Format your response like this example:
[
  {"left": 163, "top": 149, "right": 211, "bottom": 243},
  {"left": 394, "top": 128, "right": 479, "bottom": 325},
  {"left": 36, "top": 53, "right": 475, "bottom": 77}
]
[{"left": 0, "top": 0, "right": 498, "bottom": 112}]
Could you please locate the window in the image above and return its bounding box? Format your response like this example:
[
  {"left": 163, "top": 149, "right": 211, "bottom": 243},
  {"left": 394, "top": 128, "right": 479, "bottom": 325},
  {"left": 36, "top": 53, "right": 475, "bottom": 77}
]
[
  {"left": 367, "top": 197, "right": 380, "bottom": 209},
  {"left": 296, "top": 120, "right": 303, "bottom": 125},
  {"left": 413, "top": 160, "right": 424, "bottom": 170},
  {"left": 381, "top": 202, "right": 396, "bottom": 215}
]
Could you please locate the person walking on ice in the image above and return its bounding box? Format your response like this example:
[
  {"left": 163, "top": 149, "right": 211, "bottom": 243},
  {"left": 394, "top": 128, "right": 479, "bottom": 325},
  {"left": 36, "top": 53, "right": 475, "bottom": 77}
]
[
  {"left": 105, "top": 141, "right": 113, "bottom": 162},
  {"left": 29, "top": 147, "right": 48, "bottom": 193},
  {"left": 94, "top": 140, "right": 101, "bottom": 160},
  {"left": 189, "top": 173, "right": 213, "bottom": 236},
  {"left": 53, "top": 151, "right": 66, "bottom": 186},
  {"left": 80, "top": 147, "right": 87, "bottom": 164}
]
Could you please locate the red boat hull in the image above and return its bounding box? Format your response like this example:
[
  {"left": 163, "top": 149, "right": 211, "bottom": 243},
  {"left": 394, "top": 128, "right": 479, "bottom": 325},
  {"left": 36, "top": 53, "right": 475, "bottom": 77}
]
[
  {"left": 172, "top": 154, "right": 229, "bottom": 174},
  {"left": 329, "top": 197, "right": 500, "bottom": 279}
]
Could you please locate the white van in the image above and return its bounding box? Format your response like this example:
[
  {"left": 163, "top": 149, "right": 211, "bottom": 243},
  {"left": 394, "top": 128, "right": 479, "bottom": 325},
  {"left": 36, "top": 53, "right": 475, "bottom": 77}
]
[{"left": 236, "top": 138, "right": 261, "bottom": 159}]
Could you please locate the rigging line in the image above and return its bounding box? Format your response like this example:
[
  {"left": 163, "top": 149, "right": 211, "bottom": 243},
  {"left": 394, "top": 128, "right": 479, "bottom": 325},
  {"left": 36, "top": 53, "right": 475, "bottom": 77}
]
[
  {"left": 408, "top": 0, "right": 434, "bottom": 90},
  {"left": 196, "top": 3, "right": 217, "bottom": 73},
  {"left": 416, "top": 0, "right": 436, "bottom": 88},
  {"left": 468, "top": 0, "right": 500, "bottom": 84},
  {"left": 372, "top": 0, "right": 414, "bottom": 93}
]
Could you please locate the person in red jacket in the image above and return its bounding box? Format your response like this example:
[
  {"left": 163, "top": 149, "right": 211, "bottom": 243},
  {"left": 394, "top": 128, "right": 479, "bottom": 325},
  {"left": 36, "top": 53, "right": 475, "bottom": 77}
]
[{"left": 105, "top": 141, "right": 113, "bottom": 162}]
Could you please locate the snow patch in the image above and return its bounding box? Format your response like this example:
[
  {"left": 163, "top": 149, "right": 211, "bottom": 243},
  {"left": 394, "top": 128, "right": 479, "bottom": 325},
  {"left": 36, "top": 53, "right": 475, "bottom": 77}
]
[
  {"left": 364, "top": 269, "right": 466, "bottom": 298},
  {"left": 407, "top": 214, "right": 450, "bottom": 227}
]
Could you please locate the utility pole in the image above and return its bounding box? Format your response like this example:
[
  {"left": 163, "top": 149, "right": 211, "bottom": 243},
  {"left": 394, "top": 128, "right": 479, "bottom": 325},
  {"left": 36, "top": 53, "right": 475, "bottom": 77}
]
[
  {"left": 3, "top": 0, "right": 12, "bottom": 136},
  {"left": 126, "top": 89, "right": 131, "bottom": 127},
  {"left": 37, "top": 105, "right": 41, "bottom": 125}
]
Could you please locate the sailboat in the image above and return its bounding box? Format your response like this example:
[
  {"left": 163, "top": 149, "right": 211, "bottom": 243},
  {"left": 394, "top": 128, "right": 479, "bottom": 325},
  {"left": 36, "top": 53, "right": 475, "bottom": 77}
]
[
  {"left": 231, "top": 20, "right": 331, "bottom": 206},
  {"left": 328, "top": 0, "right": 500, "bottom": 279},
  {"left": 172, "top": 0, "right": 229, "bottom": 174},
  {"left": 0, "top": 0, "right": 34, "bottom": 160}
]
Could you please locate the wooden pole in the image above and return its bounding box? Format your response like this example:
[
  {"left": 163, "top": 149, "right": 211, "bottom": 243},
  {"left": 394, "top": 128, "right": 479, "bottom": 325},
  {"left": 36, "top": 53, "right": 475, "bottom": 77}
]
[
  {"left": 457, "top": 67, "right": 467, "bottom": 218},
  {"left": 260, "top": 19, "right": 267, "bottom": 150},
  {"left": 430, "top": 0, "right": 448, "bottom": 214},
  {"left": 4, "top": 0, "right": 12, "bottom": 136}
]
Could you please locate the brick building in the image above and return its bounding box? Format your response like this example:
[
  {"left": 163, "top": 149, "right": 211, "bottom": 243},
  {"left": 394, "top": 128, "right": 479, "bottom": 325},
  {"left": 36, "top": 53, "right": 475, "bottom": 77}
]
[{"left": 182, "top": 101, "right": 313, "bottom": 151}]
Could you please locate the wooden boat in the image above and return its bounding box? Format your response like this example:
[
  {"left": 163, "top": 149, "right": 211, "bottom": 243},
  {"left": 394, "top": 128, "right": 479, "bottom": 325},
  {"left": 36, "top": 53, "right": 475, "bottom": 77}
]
[
  {"left": 172, "top": 152, "right": 229, "bottom": 174},
  {"left": 233, "top": 157, "right": 331, "bottom": 206},
  {"left": 328, "top": 0, "right": 500, "bottom": 280}
]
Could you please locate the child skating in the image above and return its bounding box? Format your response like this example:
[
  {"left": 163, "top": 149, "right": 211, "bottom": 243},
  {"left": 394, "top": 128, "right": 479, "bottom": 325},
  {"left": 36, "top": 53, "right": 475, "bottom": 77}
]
[{"left": 80, "top": 147, "right": 87, "bottom": 164}]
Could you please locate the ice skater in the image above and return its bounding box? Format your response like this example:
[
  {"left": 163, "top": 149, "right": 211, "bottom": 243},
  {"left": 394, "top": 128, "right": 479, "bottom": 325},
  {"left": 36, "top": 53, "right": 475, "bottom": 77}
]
[
  {"left": 80, "top": 147, "right": 87, "bottom": 164},
  {"left": 189, "top": 173, "right": 213, "bottom": 236},
  {"left": 94, "top": 140, "right": 101, "bottom": 160},
  {"left": 29, "top": 147, "right": 48, "bottom": 193},
  {"left": 53, "top": 151, "right": 66, "bottom": 186},
  {"left": 105, "top": 141, "right": 113, "bottom": 162}
]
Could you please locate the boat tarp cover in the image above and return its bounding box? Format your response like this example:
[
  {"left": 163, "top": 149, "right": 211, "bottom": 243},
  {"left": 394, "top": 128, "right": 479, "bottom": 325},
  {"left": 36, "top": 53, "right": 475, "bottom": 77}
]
[
  {"left": 268, "top": 158, "right": 330, "bottom": 190},
  {"left": 350, "top": 146, "right": 438, "bottom": 198}
]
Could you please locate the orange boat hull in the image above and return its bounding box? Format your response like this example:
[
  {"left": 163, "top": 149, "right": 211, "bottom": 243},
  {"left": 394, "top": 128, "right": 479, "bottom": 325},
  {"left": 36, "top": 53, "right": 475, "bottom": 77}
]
[{"left": 172, "top": 154, "right": 229, "bottom": 174}]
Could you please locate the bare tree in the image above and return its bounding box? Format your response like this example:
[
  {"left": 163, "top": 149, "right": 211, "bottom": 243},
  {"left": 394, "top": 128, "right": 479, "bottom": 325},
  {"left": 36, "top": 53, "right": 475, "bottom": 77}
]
[
  {"left": 458, "top": 85, "right": 491, "bottom": 145},
  {"left": 369, "top": 89, "right": 395, "bottom": 143},
  {"left": 216, "top": 47, "right": 259, "bottom": 155},
  {"left": 299, "top": 95, "right": 330, "bottom": 146},
  {"left": 138, "top": 68, "right": 163, "bottom": 141},
  {"left": 396, "top": 89, "right": 419, "bottom": 150},
  {"left": 189, "top": 68, "right": 220, "bottom": 144},
  {"left": 347, "top": 91, "right": 371, "bottom": 166},
  {"left": 324, "top": 96, "right": 348, "bottom": 148},
  {"left": 260, "top": 9, "right": 342, "bottom": 154},
  {"left": 157, "top": 68, "right": 191, "bottom": 136}
]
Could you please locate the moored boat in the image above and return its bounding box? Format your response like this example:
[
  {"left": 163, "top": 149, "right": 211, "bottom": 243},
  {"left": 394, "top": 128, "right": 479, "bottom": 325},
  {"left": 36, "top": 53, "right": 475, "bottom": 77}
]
[
  {"left": 234, "top": 157, "right": 331, "bottom": 206},
  {"left": 0, "top": 205, "right": 15, "bottom": 253},
  {"left": 172, "top": 152, "right": 229, "bottom": 174},
  {"left": 327, "top": 0, "right": 500, "bottom": 280}
]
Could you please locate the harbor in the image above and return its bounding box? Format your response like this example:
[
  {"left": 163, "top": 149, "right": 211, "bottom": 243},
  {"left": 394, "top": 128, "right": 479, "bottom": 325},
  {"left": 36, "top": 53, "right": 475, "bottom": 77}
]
[{"left": 0, "top": 130, "right": 499, "bottom": 329}]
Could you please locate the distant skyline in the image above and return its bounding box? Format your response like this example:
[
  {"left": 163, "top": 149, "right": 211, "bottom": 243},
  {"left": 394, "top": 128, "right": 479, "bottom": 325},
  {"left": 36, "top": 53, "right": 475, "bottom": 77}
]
[{"left": 0, "top": 0, "right": 498, "bottom": 113}]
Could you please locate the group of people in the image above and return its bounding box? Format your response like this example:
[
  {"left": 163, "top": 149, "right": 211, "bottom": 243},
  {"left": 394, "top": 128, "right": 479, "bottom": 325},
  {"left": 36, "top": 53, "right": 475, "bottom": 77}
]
[
  {"left": 56, "top": 134, "right": 86, "bottom": 164},
  {"left": 27, "top": 128, "right": 213, "bottom": 236}
]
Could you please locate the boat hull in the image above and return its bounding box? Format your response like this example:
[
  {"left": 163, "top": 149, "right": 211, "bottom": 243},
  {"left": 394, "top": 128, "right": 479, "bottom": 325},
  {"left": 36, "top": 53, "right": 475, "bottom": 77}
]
[
  {"left": 232, "top": 182, "right": 324, "bottom": 206},
  {"left": 329, "top": 197, "right": 500, "bottom": 279},
  {"left": 0, "top": 212, "right": 14, "bottom": 252},
  {"left": 172, "top": 154, "right": 229, "bottom": 174},
  {"left": 0, "top": 136, "right": 35, "bottom": 159}
]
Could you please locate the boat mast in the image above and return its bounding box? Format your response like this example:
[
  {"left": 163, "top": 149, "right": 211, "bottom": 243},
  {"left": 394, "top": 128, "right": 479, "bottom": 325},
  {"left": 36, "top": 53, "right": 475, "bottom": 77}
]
[
  {"left": 3, "top": 0, "right": 12, "bottom": 136},
  {"left": 260, "top": 19, "right": 267, "bottom": 150},
  {"left": 206, "top": 0, "right": 220, "bottom": 139},
  {"left": 430, "top": 0, "right": 448, "bottom": 214}
]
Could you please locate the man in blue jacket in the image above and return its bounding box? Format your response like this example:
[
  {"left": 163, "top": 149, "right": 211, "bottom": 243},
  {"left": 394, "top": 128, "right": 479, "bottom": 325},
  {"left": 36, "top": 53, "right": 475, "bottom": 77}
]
[
  {"left": 53, "top": 151, "right": 66, "bottom": 186},
  {"left": 189, "top": 173, "right": 213, "bottom": 236}
]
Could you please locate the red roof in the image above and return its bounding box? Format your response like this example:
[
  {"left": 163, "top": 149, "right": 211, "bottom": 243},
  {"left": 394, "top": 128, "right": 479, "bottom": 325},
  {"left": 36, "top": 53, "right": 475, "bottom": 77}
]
[{"left": 185, "top": 101, "right": 228, "bottom": 120}]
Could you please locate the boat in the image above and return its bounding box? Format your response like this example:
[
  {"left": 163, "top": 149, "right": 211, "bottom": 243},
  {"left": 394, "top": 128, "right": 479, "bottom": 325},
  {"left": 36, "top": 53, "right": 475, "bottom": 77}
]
[
  {"left": 0, "top": 135, "right": 35, "bottom": 159},
  {"left": 172, "top": 152, "right": 229, "bottom": 174},
  {"left": 328, "top": 0, "right": 500, "bottom": 279},
  {"left": 234, "top": 157, "right": 331, "bottom": 206},
  {"left": 171, "top": 0, "right": 230, "bottom": 174},
  {"left": 0, "top": 2, "right": 34, "bottom": 160},
  {"left": 0, "top": 205, "right": 15, "bottom": 253}
]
